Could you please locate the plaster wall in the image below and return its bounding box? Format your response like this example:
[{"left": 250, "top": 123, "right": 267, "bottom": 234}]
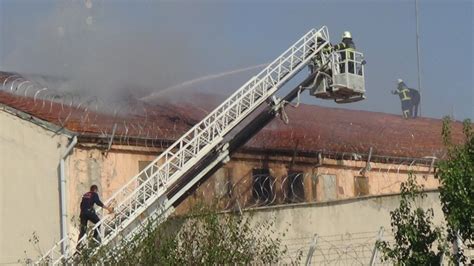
[
  {"left": 252, "top": 191, "right": 444, "bottom": 263},
  {"left": 0, "top": 111, "right": 68, "bottom": 263}
]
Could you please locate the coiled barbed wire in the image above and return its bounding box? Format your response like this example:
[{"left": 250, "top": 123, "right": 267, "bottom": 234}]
[
  {"left": 0, "top": 73, "right": 452, "bottom": 167},
  {"left": 281, "top": 230, "right": 393, "bottom": 265},
  {"left": 186, "top": 160, "right": 436, "bottom": 212},
  {"left": 0, "top": 74, "right": 195, "bottom": 142}
]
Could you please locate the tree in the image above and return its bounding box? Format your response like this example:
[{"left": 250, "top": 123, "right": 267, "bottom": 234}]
[
  {"left": 76, "top": 204, "right": 290, "bottom": 264},
  {"left": 437, "top": 117, "right": 474, "bottom": 261},
  {"left": 376, "top": 174, "right": 447, "bottom": 265}
]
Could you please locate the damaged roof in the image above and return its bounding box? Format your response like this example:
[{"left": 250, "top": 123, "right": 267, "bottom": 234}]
[{"left": 0, "top": 72, "right": 467, "bottom": 159}]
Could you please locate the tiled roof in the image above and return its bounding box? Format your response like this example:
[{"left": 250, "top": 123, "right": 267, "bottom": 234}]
[
  {"left": 0, "top": 89, "right": 197, "bottom": 142},
  {"left": 247, "top": 105, "right": 466, "bottom": 158},
  {"left": 0, "top": 72, "right": 467, "bottom": 159}
]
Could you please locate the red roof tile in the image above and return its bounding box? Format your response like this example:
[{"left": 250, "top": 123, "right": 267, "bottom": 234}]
[
  {"left": 247, "top": 105, "right": 466, "bottom": 158},
  {"left": 0, "top": 89, "right": 197, "bottom": 141},
  {"left": 0, "top": 72, "right": 467, "bottom": 159}
]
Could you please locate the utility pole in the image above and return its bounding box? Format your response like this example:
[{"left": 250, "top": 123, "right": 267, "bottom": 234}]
[{"left": 415, "top": 0, "right": 422, "bottom": 116}]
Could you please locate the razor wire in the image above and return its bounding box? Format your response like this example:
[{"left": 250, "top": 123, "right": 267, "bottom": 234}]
[
  {"left": 0, "top": 74, "right": 194, "bottom": 146},
  {"left": 282, "top": 230, "right": 382, "bottom": 265},
  {"left": 187, "top": 160, "right": 438, "bottom": 212},
  {"left": 0, "top": 73, "right": 451, "bottom": 162}
]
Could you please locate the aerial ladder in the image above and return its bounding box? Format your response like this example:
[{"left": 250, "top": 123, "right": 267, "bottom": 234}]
[{"left": 37, "top": 26, "right": 366, "bottom": 264}]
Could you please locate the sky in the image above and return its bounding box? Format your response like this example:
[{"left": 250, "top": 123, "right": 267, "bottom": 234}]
[{"left": 0, "top": 0, "right": 472, "bottom": 120}]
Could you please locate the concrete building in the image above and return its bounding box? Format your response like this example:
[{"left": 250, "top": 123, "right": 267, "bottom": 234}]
[{"left": 0, "top": 72, "right": 467, "bottom": 263}]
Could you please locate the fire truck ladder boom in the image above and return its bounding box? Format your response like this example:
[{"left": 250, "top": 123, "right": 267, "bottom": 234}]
[{"left": 38, "top": 26, "right": 332, "bottom": 264}]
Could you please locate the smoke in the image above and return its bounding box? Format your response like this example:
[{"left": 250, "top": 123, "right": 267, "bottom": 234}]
[{"left": 1, "top": 1, "right": 215, "bottom": 105}]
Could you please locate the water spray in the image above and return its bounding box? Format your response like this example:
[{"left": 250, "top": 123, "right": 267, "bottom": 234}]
[{"left": 140, "top": 63, "right": 267, "bottom": 102}]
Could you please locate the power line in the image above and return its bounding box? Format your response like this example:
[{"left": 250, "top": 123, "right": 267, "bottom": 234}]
[{"left": 415, "top": 0, "right": 422, "bottom": 116}]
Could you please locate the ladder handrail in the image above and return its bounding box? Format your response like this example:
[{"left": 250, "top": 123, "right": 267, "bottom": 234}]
[{"left": 37, "top": 26, "right": 331, "bottom": 264}]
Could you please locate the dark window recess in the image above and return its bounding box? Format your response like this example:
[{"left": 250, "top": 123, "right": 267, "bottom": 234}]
[
  {"left": 286, "top": 171, "right": 305, "bottom": 203},
  {"left": 354, "top": 176, "right": 369, "bottom": 196},
  {"left": 252, "top": 168, "right": 273, "bottom": 204}
]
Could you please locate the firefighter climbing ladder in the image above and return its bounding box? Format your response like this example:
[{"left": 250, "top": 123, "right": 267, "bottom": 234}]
[{"left": 37, "top": 26, "right": 364, "bottom": 264}]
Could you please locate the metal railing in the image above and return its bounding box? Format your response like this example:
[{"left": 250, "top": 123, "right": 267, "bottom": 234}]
[{"left": 331, "top": 50, "right": 365, "bottom": 76}]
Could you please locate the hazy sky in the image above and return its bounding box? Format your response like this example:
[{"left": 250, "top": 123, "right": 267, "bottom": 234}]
[{"left": 0, "top": 0, "right": 472, "bottom": 120}]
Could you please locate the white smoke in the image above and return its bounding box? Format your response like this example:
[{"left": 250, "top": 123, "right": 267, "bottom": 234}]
[{"left": 1, "top": 1, "right": 230, "bottom": 104}]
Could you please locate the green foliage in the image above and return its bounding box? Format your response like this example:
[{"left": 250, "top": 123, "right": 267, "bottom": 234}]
[
  {"left": 76, "top": 204, "right": 288, "bottom": 264},
  {"left": 441, "top": 116, "right": 453, "bottom": 146},
  {"left": 437, "top": 117, "right": 474, "bottom": 261},
  {"left": 376, "top": 174, "right": 447, "bottom": 265}
]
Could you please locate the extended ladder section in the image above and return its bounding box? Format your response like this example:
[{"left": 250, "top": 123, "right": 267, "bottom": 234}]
[{"left": 38, "top": 26, "right": 332, "bottom": 264}]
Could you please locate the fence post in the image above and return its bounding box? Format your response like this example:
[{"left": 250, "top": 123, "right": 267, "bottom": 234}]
[
  {"left": 454, "top": 231, "right": 464, "bottom": 265},
  {"left": 370, "top": 227, "right": 384, "bottom": 266},
  {"left": 439, "top": 252, "right": 445, "bottom": 265},
  {"left": 305, "top": 234, "right": 318, "bottom": 266}
]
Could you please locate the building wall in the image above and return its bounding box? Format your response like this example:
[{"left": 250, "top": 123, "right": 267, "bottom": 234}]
[
  {"left": 250, "top": 191, "right": 444, "bottom": 263},
  {"left": 64, "top": 144, "right": 440, "bottom": 252},
  {"left": 0, "top": 111, "right": 68, "bottom": 263}
]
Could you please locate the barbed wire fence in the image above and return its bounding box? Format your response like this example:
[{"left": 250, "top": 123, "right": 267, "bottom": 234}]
[
  {"left": 279, "top": 228, "right": 472, "bottom": 265},
  {"left": 279, "top": 228, "right": 393, "bottom": 265}
]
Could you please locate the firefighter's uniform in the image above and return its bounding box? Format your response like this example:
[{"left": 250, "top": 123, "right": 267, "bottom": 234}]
[
  {"left": 77, "top": 191, "right": 105, "bottom": 245},
  {"left": 332, "top": 31, "right": 356, "bottom": 74},
  {"left": 393, "top": 80, "right": 413, "bottom": 118}
]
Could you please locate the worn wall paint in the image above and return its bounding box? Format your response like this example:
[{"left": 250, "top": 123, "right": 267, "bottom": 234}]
[
  {"left": 321, "top": 174, "right": 337, "bottom": 201},
  {"left": 66, "top": 145, "right": 162, "bottom": 240},
  {"left": 0, "top": 111, "right": 68, "bottom": 263}
]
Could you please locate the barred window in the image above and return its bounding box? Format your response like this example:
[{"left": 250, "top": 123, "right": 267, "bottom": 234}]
[
  {"left": 286, "top": 171, "right": 305, "bottom": 203},
  {"left": 252, "top": 168, "right": 273, "bottom": 204}
]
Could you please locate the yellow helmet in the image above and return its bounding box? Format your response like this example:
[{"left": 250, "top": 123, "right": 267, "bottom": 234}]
[{"left": 342, "top": 31, "right": 352, "bottom": 39}]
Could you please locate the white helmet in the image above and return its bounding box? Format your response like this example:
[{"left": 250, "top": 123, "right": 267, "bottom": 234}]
[
  {"left": 316, "top": 31, "right": 323, "bottom": 38},
  {"left": 397, "top": 78, "right": 403, "bottom": 83},
  {"left": 342, "top": 31, "right": 352, "bottom": 39}
]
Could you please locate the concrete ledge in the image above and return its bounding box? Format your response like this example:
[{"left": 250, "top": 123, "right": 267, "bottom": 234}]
[{"left": 240, "top": 188, "right": 440, "bottom": 213}]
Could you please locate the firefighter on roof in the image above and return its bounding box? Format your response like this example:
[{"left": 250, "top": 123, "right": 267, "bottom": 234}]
[{"left": 392, "top": 79, "right": 420, "bottom": 119}]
